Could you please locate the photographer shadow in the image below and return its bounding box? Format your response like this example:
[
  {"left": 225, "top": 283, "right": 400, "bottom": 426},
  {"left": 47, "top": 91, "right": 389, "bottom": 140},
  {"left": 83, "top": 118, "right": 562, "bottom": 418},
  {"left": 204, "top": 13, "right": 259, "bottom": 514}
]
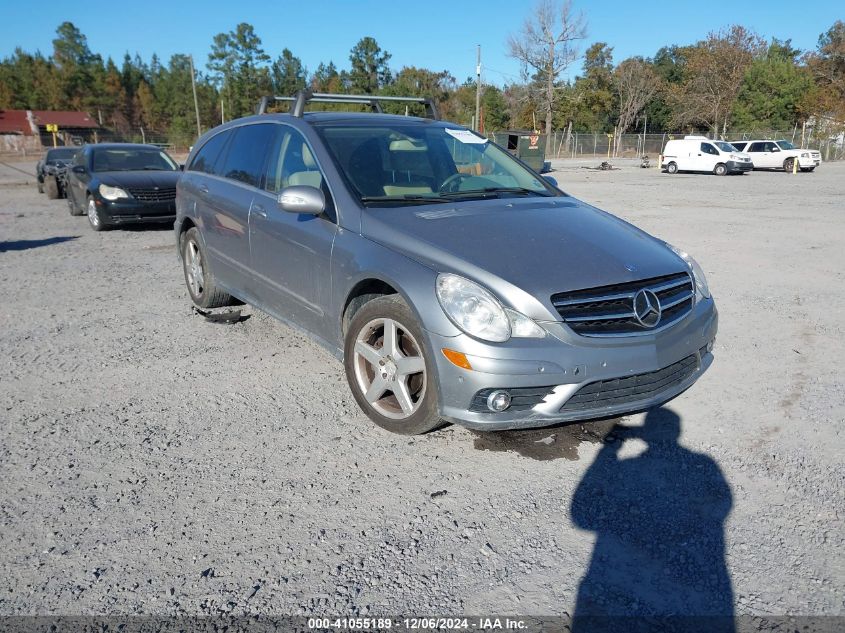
[{"left": 570, "top": 407, "right": 734, "bottom": 633}]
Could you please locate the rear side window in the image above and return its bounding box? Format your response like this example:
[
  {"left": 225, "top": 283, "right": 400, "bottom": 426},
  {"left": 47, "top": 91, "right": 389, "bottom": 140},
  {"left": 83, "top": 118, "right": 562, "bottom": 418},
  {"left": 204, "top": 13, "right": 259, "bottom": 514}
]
[
  {"left": 220, "top": 124, "right": 276, "bottom": 187},
  {"left": 189, "top": 132, "right": 229, "bottom": 175},
  {"left": 731, "top": 142, "right": 746, "bottom": 151},
  {"left": 748, "top": 142, "right": 765, "bottom": 152}
]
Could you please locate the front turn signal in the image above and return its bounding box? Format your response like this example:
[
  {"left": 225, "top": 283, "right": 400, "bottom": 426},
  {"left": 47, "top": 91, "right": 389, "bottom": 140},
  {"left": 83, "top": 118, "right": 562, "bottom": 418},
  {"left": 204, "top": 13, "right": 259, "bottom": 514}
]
[{"left": 441, "top": 348, "right": 473, "bottom": 370}]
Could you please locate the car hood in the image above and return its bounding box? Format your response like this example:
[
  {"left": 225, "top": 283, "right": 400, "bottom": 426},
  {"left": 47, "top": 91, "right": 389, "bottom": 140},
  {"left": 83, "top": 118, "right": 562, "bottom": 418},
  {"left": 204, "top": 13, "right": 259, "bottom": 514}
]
[
  {"left": 361, "top": 196, "right": 688, "bottom": 319},
  {"left": 96, "top": 170, "right": 180, "bottom": 188}
]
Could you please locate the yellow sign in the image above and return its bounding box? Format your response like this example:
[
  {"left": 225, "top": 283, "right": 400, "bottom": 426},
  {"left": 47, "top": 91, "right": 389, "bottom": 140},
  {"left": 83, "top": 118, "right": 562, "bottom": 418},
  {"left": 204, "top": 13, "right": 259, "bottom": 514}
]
[{"left": 46, "top": 124, "right": 58, "bottom": 132}]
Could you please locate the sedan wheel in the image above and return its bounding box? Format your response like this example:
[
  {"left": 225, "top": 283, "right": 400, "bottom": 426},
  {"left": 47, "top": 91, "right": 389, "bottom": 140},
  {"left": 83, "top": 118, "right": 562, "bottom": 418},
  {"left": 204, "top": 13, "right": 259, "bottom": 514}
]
[{"left": 87, "top": 198, "right": 107, "bottom": 231}]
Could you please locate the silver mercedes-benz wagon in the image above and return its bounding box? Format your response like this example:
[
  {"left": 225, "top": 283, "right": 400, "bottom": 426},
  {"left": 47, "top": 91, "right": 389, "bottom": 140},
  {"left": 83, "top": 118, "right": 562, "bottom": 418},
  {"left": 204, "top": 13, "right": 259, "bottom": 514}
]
[{"left": 175, "top": 92, "right": 717, "bottom": 434}]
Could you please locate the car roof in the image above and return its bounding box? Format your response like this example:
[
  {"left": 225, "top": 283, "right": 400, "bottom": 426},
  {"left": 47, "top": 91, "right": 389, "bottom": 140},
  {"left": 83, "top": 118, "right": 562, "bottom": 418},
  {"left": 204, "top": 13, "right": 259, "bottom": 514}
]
[{"left": 251, "top": 111, "right": 447, "bottom": 127}]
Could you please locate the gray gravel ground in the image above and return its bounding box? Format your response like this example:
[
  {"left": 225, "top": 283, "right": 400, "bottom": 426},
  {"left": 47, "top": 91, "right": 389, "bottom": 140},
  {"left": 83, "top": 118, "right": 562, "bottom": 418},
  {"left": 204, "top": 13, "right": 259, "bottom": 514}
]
[{"left": 0, "top": 157, "right": 843, "bottom": 620}]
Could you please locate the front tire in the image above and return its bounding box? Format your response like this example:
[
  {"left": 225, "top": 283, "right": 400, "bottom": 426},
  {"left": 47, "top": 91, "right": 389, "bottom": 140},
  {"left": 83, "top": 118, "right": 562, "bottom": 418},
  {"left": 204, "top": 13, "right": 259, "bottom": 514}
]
[
  {"left": 344, "top": 295, "right": 442, "bottom": 435},
  {"left": 801, "top": 167, "right": 815, "bottom": 172},
  {"left": 37, "top": 178, "right": 44, "bottom": 194},
  {"left": 180, "top": 227, "right": 233, "bottom": 308},
  {"left": 783, "top": 158, "right": 795, "bottom": 172},
  {"left": 666, "top": 162, "right": 678, "bottom": 174},
  {"left": 714, "top": 163, "right": 727, "bottom": 176},
  {"left": 68, "top": 194, "right": 83, "bottom": 216},
  {"left": 87, "top": 197, "right": 108, "bottom": 231}
]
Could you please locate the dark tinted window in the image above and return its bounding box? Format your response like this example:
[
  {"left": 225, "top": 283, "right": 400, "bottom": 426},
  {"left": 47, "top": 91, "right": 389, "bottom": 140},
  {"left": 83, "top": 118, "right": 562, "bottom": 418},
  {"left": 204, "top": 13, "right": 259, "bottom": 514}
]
[
  {"left": 91, "top": 148, "right": 177, "bottom": 172},
  {"left": 730, "top": 142, "right": 746, "bottom": 151},
  {"left": 189, "top": 131, "right": 230, "bottom": 175},
  {"left": 220, "top": 124, "right": 275, "bottom": 187},
  {"left": 700, "top": 143, "right": 718, "bottom": 155},
  {"left": 748, "top": 142, "right": 766, "bottom": 152}
]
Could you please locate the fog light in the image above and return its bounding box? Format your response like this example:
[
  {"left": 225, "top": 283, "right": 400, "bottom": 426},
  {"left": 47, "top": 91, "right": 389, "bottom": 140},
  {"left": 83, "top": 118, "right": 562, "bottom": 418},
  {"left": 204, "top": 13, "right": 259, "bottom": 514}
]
[{"left": 486, "top": 390, "right": 512, "bottom": 412}]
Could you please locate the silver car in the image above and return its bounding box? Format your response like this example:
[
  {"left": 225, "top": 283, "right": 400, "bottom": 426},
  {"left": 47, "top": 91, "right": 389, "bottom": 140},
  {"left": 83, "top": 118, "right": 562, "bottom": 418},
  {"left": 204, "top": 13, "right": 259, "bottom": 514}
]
[{"left": 175, "top": 93, "right": 717, "bottom": 434}]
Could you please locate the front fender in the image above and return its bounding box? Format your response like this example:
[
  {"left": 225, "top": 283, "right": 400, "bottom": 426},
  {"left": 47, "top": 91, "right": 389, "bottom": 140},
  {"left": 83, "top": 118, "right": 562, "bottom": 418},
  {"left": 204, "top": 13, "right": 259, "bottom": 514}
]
[{"left": 331, "top": 229, "right": 461, "bottom": 346}]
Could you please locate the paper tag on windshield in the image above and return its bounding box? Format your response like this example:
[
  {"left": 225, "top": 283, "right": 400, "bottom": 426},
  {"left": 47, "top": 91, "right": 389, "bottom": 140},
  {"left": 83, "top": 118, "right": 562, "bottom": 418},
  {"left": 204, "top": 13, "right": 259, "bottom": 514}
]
[{"left": 445, "top": 128, "right": 487, "bottom": 144}]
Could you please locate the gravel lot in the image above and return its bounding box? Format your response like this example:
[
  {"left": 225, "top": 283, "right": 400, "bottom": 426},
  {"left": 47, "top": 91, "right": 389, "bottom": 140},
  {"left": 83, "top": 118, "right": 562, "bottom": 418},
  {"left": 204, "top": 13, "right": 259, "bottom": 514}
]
[{"left": 1, "top": 157, "right": 843, "bottom": 621}]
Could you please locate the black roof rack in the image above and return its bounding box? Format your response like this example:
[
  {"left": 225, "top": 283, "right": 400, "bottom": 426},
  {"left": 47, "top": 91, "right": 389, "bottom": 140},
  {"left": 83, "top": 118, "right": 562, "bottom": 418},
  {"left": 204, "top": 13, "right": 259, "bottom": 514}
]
[{"left": 256, "top": 90, "right": 439, "bottom": 120}]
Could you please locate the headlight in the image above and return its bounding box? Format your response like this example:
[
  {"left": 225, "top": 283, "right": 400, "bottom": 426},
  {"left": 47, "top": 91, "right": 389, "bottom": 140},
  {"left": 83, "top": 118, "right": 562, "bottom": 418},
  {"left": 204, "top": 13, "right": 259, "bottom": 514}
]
[
  {"left": 666, "top": 243, "right": 710, "bottom": 299},
  {"left": 436, "top": 274, "right": 544, "bottom": 342},
  {"left": 99, "top": 184, "right": 129, "bottom": 201},
  {"left": 801, "top": 152, "right": 809, "bottom": 158},
  {"left": 729, "top": 154, "right": 739, "bottom": 161}
]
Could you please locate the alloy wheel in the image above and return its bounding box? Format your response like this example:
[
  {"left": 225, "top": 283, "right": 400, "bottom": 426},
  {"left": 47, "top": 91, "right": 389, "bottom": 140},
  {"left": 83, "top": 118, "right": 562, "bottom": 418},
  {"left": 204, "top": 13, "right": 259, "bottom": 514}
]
[
  {"left": 352, "top": 317, "right": 426, "bottom": 420},
  {"left": 87, "top": 199, "right": 99, "bottom": 227},
  {"left": 185, "top": 239, "right": 204, "bottom": 298}
]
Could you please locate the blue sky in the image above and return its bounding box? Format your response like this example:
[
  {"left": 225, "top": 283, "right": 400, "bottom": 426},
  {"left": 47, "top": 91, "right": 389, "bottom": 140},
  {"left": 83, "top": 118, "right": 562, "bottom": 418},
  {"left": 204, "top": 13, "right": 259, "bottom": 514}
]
[{"left": 1, "top": 0, "right": 841, "bottom": 85}]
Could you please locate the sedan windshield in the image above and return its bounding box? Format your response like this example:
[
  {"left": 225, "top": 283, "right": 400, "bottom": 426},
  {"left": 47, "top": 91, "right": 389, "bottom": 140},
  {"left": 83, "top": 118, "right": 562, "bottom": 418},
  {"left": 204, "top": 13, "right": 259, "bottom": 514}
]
[
  {"left": 314, "top": 123, "right": 558, "bottom": 206},
  {"left": 776, "top": 140, "right": 796, "bottom": 150},
  {"left": 91, "top": 148, "right": 178, "bottom": 172}
]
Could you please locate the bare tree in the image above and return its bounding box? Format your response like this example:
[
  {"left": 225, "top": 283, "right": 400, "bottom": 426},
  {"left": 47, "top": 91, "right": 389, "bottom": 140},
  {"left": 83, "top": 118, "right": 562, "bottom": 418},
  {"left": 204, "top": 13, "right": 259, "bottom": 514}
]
[
  {"left": 668, "top": 26, "right": 763, "bottom": 136},
  {"left": 507, "top": 0, "right": 587, "bottom": 139},
  {"left": 613, "top": 58, "right": 662, "bottom": 155}
]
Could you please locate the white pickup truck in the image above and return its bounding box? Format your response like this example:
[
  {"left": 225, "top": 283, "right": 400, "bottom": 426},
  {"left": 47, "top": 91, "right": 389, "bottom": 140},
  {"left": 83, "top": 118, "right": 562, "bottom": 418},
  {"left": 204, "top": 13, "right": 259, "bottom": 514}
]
[{"left": 729, "top": 139, "right": 821, "bottom": 172}]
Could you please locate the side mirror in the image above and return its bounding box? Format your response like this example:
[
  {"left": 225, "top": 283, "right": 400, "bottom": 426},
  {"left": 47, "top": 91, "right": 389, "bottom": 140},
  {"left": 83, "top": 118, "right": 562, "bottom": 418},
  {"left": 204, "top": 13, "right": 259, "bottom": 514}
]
[
  {"left": 72, "top": 165, "right": 86, "bottom": 174},
  {"left": 543, "top": 175, "right": 559, "bottom": 188},
  {"left": 771, "top": 147, "right": 780, "bottom": 152},
  {"left": 277, "top": 185, "right": 325, "bottom": 215}
]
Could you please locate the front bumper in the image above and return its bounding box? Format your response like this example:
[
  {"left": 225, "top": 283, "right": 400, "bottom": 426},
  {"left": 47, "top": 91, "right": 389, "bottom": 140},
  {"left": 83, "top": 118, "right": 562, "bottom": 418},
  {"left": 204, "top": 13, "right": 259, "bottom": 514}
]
[
  {"left": 427, "top": 297, "right": 718, "bottom": 430},
  {"left": 726, "top": 160, "right": 753, "bottom": 172},
  {"left": 798, "top": 156, "right": 821, "bottom": 168},
  {"left": 97, "top": 198, "right": 176, "bottom": 225}
]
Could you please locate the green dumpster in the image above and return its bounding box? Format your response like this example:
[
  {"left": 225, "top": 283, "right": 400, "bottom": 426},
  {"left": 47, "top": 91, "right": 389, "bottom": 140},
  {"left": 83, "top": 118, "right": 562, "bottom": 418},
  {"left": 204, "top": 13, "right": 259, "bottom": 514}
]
[{"left": 492, "top": 131, "right": 547, "bottom": 172}]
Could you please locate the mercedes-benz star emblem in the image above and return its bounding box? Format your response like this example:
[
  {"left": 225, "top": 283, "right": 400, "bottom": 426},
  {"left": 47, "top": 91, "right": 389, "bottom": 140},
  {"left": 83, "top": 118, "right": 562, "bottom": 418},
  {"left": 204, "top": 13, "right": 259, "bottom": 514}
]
[{"left": 633, "top": 289, "right": 662, "bottom": 328}]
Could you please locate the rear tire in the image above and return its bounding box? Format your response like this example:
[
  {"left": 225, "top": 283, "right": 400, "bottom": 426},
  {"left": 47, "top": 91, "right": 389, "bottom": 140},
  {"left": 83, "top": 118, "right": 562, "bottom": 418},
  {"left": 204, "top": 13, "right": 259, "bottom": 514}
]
[
  {"left": 714, "top": 163, "right": 727, "bottom": 176},
  {"left": 45, "top": 176, "right": 59, "bottom": 199},
  {"left": 666, "top": 162, "right": 678, "bottom": 174},
  {"left": 344, "top": 295, "right": 442, "bottom": 435},
  {"left": 37, "top": 179, "right": 44, "bottom": 194},
  {"left": 180, "top": 227, "right": 233, "bottom": 309}
]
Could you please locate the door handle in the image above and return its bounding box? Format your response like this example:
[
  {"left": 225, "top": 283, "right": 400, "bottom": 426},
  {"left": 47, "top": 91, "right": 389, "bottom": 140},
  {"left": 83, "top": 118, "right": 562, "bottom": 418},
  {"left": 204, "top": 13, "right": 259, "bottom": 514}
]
[
  {"left": 198, "top": 184, "right": 209, "bottom": 194},
  {"left": 252, "top": 204, "right": 267, "bottom": 218}
]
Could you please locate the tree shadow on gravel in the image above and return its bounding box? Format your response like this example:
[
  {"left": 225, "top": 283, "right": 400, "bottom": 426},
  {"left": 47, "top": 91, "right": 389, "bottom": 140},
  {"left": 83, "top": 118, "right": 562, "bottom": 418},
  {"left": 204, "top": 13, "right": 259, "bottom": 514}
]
[
  {"left": 0, "top": 236, "right": 79, "bottom": 252},
  {"left": 570, "top": 407, "right": 734, "bottom": 633}
]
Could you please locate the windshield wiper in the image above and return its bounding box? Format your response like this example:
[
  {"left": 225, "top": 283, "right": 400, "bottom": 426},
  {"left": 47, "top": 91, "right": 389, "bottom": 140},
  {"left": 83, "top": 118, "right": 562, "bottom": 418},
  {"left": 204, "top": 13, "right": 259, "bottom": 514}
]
[
  {"left": 360, "top": 195, "right": 449, "bottom": 206},
  {"left": 439, "top": 187, "right": 551, "bottom": 200}
]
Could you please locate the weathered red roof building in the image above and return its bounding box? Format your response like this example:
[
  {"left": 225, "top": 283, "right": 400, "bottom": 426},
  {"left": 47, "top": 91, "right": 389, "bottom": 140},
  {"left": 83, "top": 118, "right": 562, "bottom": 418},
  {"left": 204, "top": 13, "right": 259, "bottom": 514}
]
[{"left": 0, "top": 109, "right": 100, "bottom": 153}]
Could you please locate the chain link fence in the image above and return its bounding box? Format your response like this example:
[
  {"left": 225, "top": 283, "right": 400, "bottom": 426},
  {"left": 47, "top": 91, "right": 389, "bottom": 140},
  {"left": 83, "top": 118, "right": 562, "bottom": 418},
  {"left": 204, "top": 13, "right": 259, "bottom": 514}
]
[{"left": 545, "top": 130, "right": 845, "bottom": 161}]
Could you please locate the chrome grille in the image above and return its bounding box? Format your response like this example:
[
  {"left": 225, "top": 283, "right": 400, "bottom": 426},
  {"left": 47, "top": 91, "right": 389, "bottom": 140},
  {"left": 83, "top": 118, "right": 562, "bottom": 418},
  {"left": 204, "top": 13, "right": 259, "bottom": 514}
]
[
  {"left": 551, "top": 272, "right": 694, "bottom": 336},
  {"left": 560, "top": 354, "right": 699, "bottom": 412},
  {"left": 128, "top": 187, "right": 176, "bottom": 202}
]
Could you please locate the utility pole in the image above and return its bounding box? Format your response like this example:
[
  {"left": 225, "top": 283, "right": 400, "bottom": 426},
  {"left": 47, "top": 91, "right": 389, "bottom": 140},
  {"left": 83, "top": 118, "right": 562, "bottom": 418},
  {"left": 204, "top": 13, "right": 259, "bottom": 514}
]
[
  {"left": 474, "top": 45, "right": 481, "bottom": 133},
  {"left": 189, "top": 54, "right": 202, "bottom": 138}
]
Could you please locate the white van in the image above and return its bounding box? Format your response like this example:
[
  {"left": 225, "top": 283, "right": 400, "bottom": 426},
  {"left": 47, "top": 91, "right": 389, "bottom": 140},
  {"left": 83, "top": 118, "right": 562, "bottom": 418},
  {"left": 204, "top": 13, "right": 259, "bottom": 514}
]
[{"left": 661, "top": 136, "right": 753, "bottom": 175}]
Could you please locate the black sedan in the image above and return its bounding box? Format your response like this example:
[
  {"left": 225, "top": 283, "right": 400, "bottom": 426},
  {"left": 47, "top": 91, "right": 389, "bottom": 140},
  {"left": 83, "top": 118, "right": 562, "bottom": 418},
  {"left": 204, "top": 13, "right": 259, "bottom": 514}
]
[
  {"left": 66, "top": 143, "right": 181, "bottom": 231},
  {"left": 36, "top": 147, "right": 77, "bottom": 198}
]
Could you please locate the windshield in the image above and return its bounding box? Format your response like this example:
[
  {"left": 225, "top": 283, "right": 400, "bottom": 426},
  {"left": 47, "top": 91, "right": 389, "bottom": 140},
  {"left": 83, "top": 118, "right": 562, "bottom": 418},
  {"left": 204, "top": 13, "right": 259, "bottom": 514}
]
[
  {"left": 47, "top": 148, "right": 76, "bottom": 161},
  {"left": 314, "top": 123, "right": 558, "bottom": 206},
  {"left": 91, "top": 148, "right": 178, "bottom": 172},
  {"left": 714, "top": 141, "right": 737, "bottom": 152},
  {"left": 776, "top": 140, "right": 795, "bottom": 150}
]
